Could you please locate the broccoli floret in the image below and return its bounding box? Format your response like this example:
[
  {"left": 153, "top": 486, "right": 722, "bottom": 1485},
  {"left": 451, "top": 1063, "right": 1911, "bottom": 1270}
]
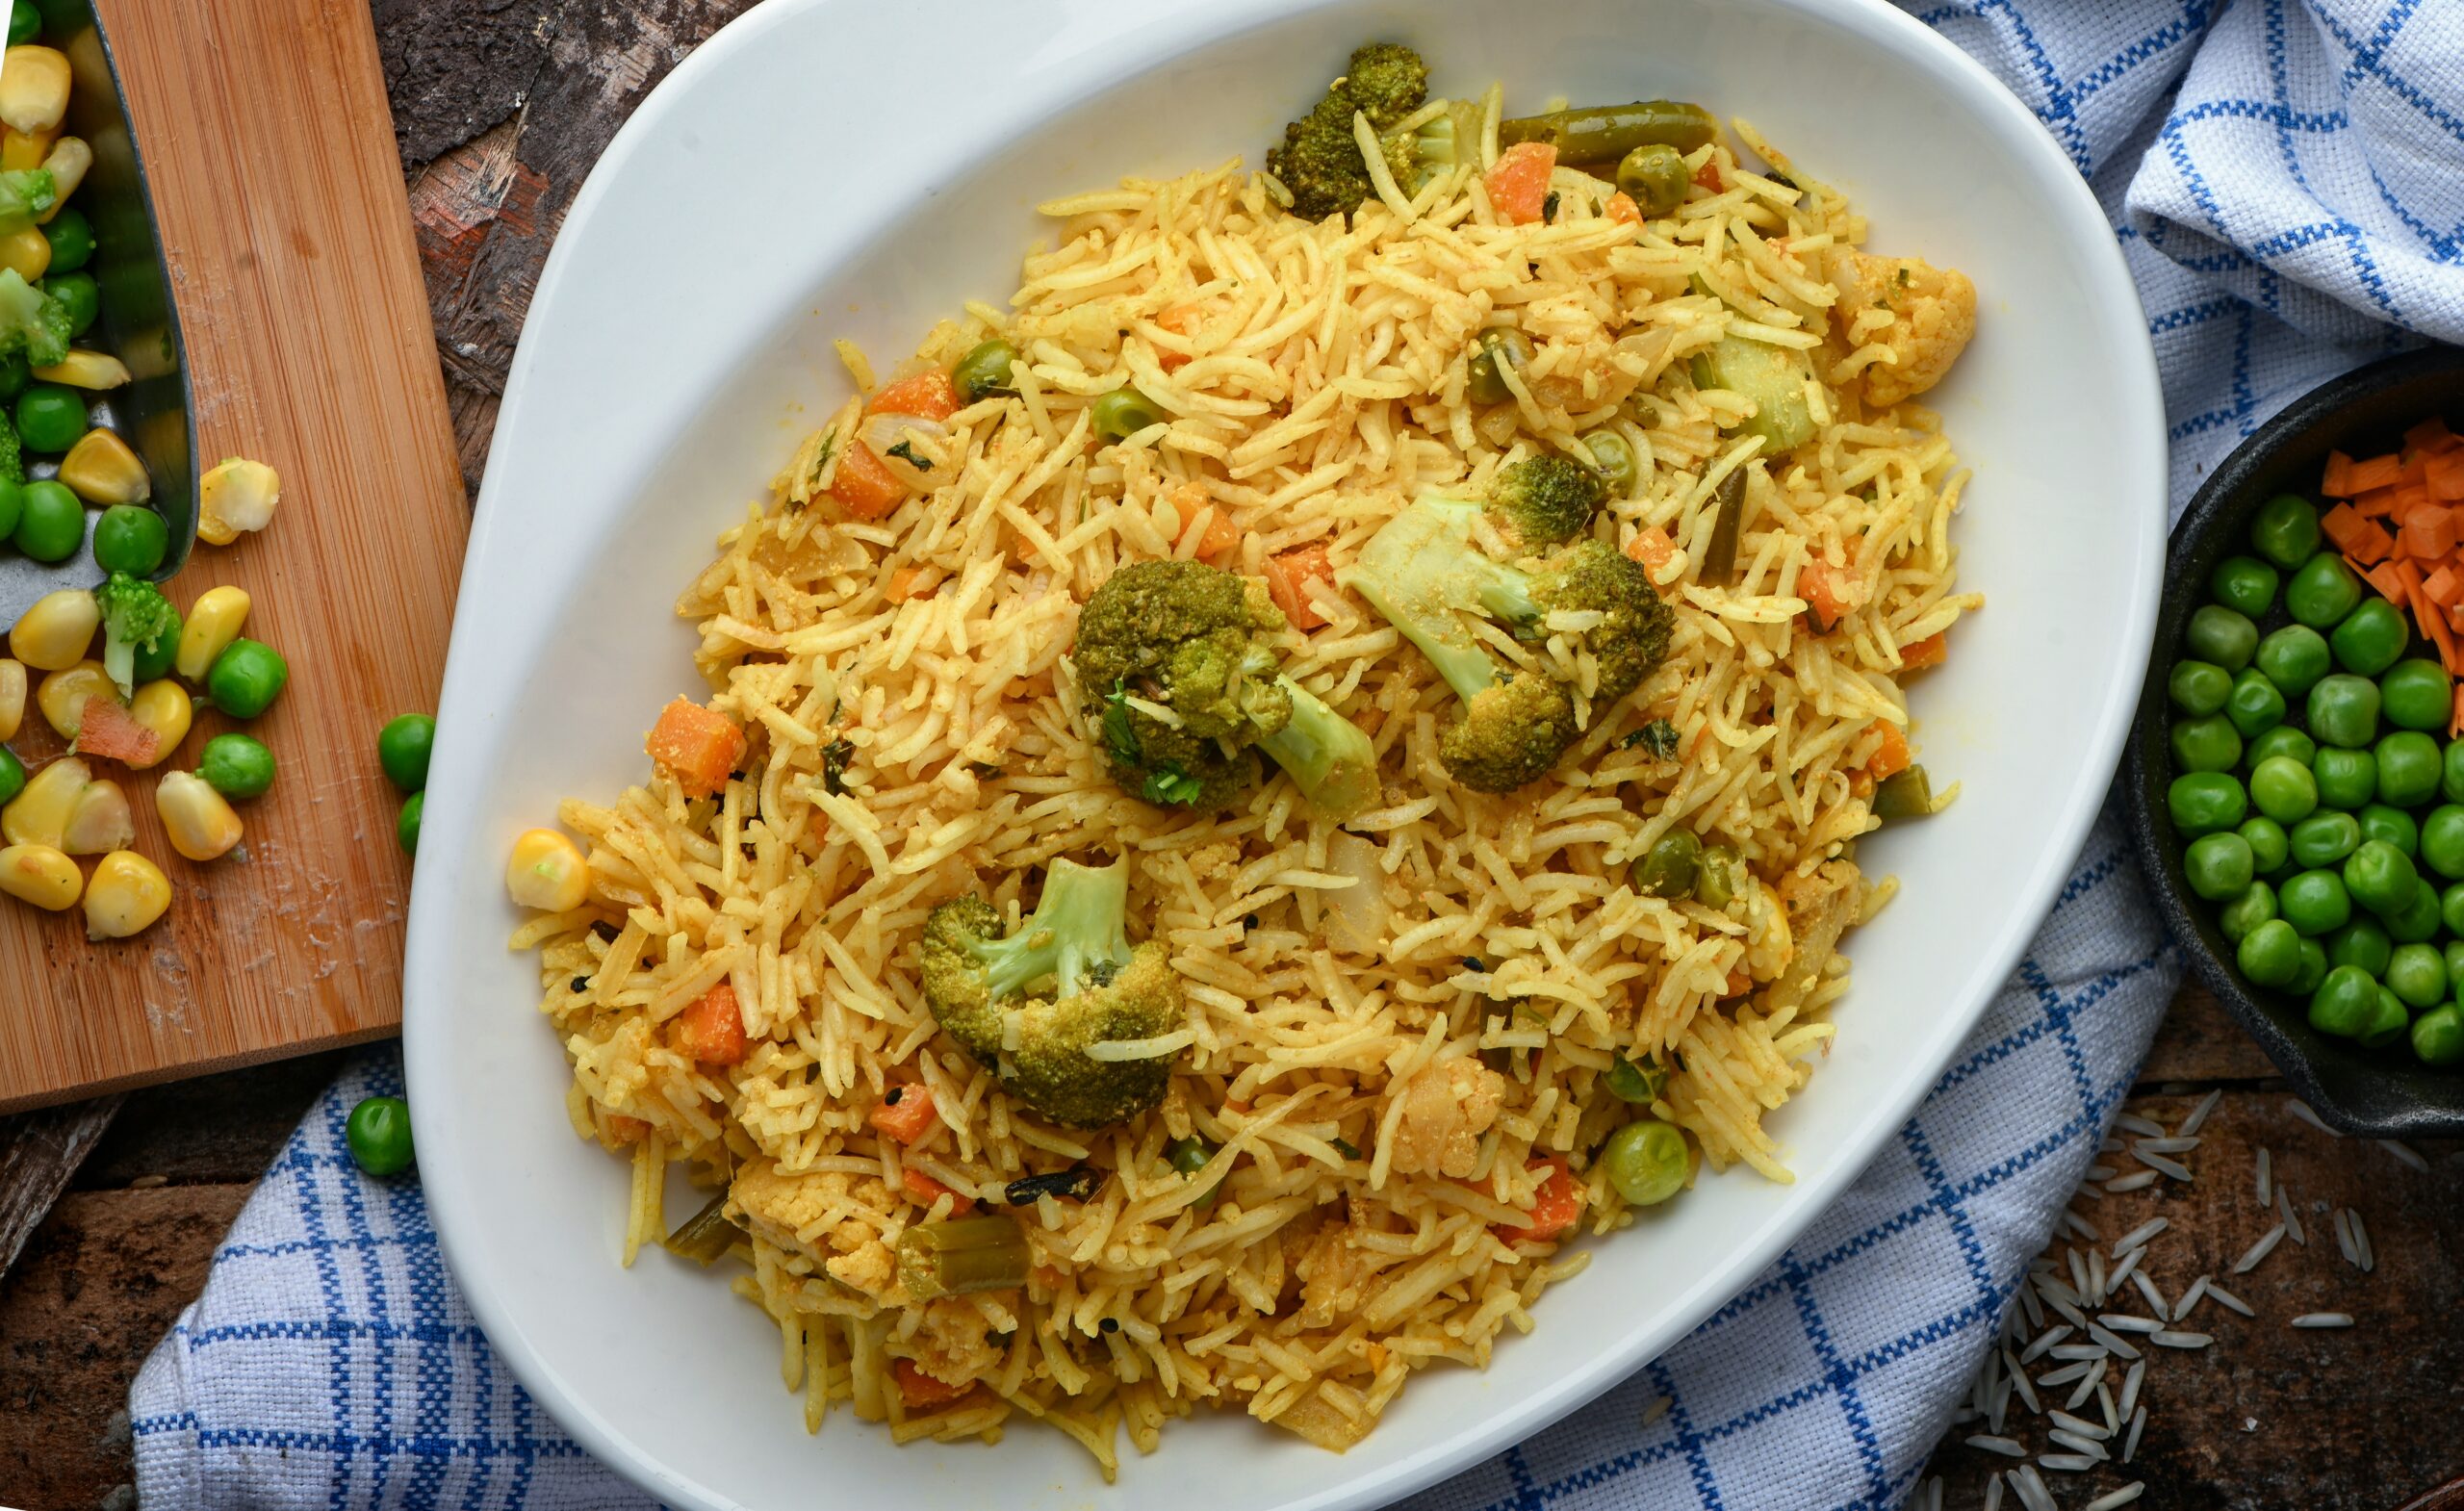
[
  {"left": 0, "top": 413, "right": 20, "bottom": 486},
  {"left": 0, "top": 170, "right": 55, "bottom": 235},
  {"left": 1388, "top": 99, "right": 1484, "bottom": 195},
  {"left": 0, "top": 268, "right": 72, "bottom": 369},
  {"left": 1266, "top": 42, "right": 1430, "bottom": 220},
  {"left": 1489, "top": 454, "right": 1606, "bottom": 547},
  {"left": 919, "top": 858, "right": 1184, "bottom": 1128},
  {"left": 94, "top": 572, "right": 176, "bottom": 696},
  {"left": 1341, "top": 498, "right": 1672, "bottom": 792},
  {"left": 1074, "top": 558, "right": 1378, "bottom": 817}
]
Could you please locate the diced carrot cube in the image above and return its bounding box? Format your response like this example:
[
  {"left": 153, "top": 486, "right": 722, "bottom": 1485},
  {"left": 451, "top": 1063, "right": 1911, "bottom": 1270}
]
[
  {"left": 826, "top": 440, "right": 910, "bottom": 521},
  {"left": 2400, "top": 508, "right": 2455, "bottom": 558},
  {"left": 1797, "top": 559, "right": 1857, "bottom": 631},
  {"left": 1155, "top": 304, "right": 1205, "bottom": 372},
  {"left": 1265, "top": 542, "right": 1335, "bottom": 630},
  {"left": 2405, "top": 417, "right": 2454, "bottom": 455},
  {"left": 886, "top": 565, "right": 937, "bottom": 603},
  {"left": 678, "top": 982, "right": 747, "bottom": 1066},
  {"left": 893, "top": 1359, "right": 975, "bottom": 1410},
  {"left": 1492, "top": 1157, "right": 1583, "bottom": 1244},
  {"left": 2322, "top": 501, "right": 2369, "bottom": 550},
  {"left": 868, "top": 1085, "right": 938, "bottom": 1144},
  {"left": 1692, "top": 159, "right": 1724, "bottom": 192},
  {"left": 2323, "top": 450, "right": 2358, "bottom": 497},
  {"left": 866, "top": 369, "right": 962, "bottom": 423},
  {"left": 71, "top": 697, "right": 159, "bottom": 766},
  {"left": 1865, "top": 720, "right": 1912, "bottom": 781},
  {"left": 1900, "top": 632, "right": 1949, "bottom": 670},
  {"left": 2367, "top": 562, "right": 2407, "bottom": 602},
  {"left": 2349, "top": 520, "right": 2397, "bottom": 566},
  {"left": 2348, "top": 453, "right": 2407, "bottom": 494},
  {"left": 1176, "top": 494, "right": 1242, "bottom": 563},
  {"left": 1485, "top": 141, "right": 1556, "bottom": 224},
  {"left": 646, "top": 697, "right": 747, "bottom": 798},
  {"left": 1626, "top": 525, "right": 1677, "bottom": 575},
  {"left": 2424, "top": 565, "right": 2464, "bottom": 608},
  {"left": 1604, "top": 192, "right": 1641, "bottom": 226},
  {"left": 2428, "top": 449, "right": 2464, "bottom": 501},
  {"left": 2452, "top": 684, "right": 2464, "bottom": 739},
  {"left": 900, "top": 1165, "right": 973, "bottom": 1216}
]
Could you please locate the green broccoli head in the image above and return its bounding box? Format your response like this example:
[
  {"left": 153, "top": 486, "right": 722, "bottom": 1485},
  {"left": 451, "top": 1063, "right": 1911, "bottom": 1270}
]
[
  {"left": 0, "top": 268, "right": 71, "bottom": 369},
  {"left": 0, "top": 169, "right": 56, "bottom": 234},
  {"left": 93, "top": 572, "right": 176, "bottom": 696},
  {"left": 0, "top": 411, "right": 21, "bottom": 486},
  {"left": 917, "top": 858, "right": 1184, "bottom": 1129},
  {"left": 1341, "top": 499, "right": 1673, "bottom": 792},
  {"left": 1489, "top": 454, "right": 1606, "bottom": 547},
  {"left": 1266, "top": 41, "right": 1430, "bottom": 220},
  {"left": 1075, "top": 558, "right": 1291, "bottom": 808}
]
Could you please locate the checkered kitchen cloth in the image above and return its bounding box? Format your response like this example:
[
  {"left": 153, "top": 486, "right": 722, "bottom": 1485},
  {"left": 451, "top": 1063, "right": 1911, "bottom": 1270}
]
[{"left": 128, "top": 2, "right": 2464, "bottom": 1507}]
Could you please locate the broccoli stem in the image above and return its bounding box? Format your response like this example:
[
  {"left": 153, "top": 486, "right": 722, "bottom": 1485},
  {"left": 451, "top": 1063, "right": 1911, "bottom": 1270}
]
[
  {"left": 1256, "top": 677, "right": 1378, "bottom": 819},
  {"left": 973, "top": 857, "right": 1132, "bottom": 1002},
  {"left": 1340, "top": 498, "right": 1520, "bottom": 703}
]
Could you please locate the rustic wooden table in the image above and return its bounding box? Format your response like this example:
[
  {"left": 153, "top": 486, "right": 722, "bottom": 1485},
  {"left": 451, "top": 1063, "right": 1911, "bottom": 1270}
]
[{"left": 1, "top": 5, "right": 2459, "bottom": 1507}]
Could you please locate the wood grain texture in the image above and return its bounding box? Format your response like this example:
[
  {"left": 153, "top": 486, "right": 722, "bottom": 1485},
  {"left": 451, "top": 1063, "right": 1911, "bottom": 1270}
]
[
  {"left": 0, "top": 1094, "right": 120, "bottom": 1277},
  {"left": 0, "top": 0, "right": 467, "bottom": 1113}
]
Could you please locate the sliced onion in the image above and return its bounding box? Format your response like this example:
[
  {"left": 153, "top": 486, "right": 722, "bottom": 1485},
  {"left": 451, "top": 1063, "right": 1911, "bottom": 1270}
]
[
  {"left": 1322, "top": 831, "right": 1389, "bottom": 954},
  {"left": 859, "top": 412, "right": 950, "bottom": 486}
]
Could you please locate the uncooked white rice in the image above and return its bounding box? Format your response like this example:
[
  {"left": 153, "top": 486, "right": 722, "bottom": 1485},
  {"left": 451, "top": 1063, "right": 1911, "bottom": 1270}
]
[
  {"left": 2292, "top": 1313, "right": 2355, "bottom": 1329},
  {"left": 2085, "top": 1482, "right": 2146, "bottom": 1510},
  {"left": 2232, "top": 1224, "right": 2285, "bottom": 1274},
  {"left": 2176, "top": 1088, "right": 2221, "bottom": 1137}
]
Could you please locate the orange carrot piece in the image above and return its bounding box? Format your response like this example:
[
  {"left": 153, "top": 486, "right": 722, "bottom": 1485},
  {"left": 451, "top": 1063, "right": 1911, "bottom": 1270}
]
[
  {"left": 2366, "top": 561, "right": 2407, "bottom": 602},
  {"left": 886, "top": 565, "right": 937, "bottom": 603},
  {"left": 1604, "top": 192, "right": 1641, "bottom": 226},
  {"left": 2428, "top": 448, "right": 2464, "bottom": 501},
  {"left": 71, "top": 697, "right": 158, "bottom": 766},
  {"left": 678, "top": 983, "right": 747, "bottom": 1066},
  {"left": 1865, "top": 720, "right": 1912, "bottom": 781},
  {"left": 2349, "top": 519, "right": 2398, "bottom": 566},
  {"left": 1625, "top": 525, "right": 1677, "bottom": 575},
  {"left": 2405, "top": 416, "right": 2454, "bottom": 455},
  {"left": 1485, "top": 141, "right": 1555, "bottom": 224},
  {"left": 2425, "top": 565, "right": 2464, "bottom": 608},
  {"left": 1900, "top": 631, "right": 1949, "bottom": 670},
  {"left": 826, "top": 441, "right": 910, "bottom": 521},
  {"left": 2452, "top": 684, "right": 2464, "bottom": 739},
  {"left": 2400, "top": 507, "right": 2456, "bottom": 559},
  {"left": 1265, "top": 542, "right": 1335, "bottom": 630},
  {"left": 893, "top": 1359, "right": 976, "bottom": 1411},
  {"left": 1691, "top": 158, "right": 1724, "bottom": 192},
  {"left": 900, "top": 1165, "right": 974, "bottom": 1216},
  {"left": 1493, "top": 1157, "right": 1582, "bottom": 1244},
  {"left": 603, "top": 1114, "right": 650, "bottom": 1146},
  {"left": 2348, "top": 452, "right": 2407, "bottom": 494},
  {"left": 645, "top": 697, "right": 746, "bottom": 798},
  {"left": 868, "top": 1085, "right": 938, "bottom": 1145},
  {"left": 1176, "top": 495, "right": 1242, "bottom": 563},
  {"left": 1797, "top": 559, "right": 1857, "bottom": 630},
  {"left": 2322, "top": 501, "right": 2370, "bottom": 551},
  {"left": 866, "top": 369, "right": 961, "bottom": 423},
  {"left": 2323, "top": 449, "right": 2358, "bottom": 497},
  {"left": 1154, "top": 303, "right": 1204, "bottom": 372}
]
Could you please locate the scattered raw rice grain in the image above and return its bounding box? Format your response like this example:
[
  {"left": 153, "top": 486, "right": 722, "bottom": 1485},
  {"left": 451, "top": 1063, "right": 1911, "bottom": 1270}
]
[
  {"left": 2287, "top": 1100, "right": 2342, "bottom": 1138},
  {"left": 2086, "top": 1323, "right": 2143, "bottom": 1361},
  {"left": 2038, "top": 1360, "right": 2092, "bottom": 1387},
  {"left": 2098, "top": 1137, "right": 2123, "bottom": 1155},
  {"left": 2104, "top": 1169, "right": 2160, "bottom": 1193},
  {"left": 2045, "top": 1293, "right": 2091, "bottom": 1331},
  {"left": 2089, "top": 1248, "right": 2109, "bottom": 1305},
  {"left": 2068, "top": 1248, "right": 2092, "bottom": 1299},
  {"left": 2205, "top": 1282, "right": 2253, "bottom": 1318},
  {"left": 2085, "top": 1482, "right": 2147, "bottom": 1511},
  {"left": 1641, "top": 1395, "right": 1672, "bottom": 1428},
  {"left": 1966, "top": 1435, "right": 2027, "bottom": 1457},
  {"left": 2233, "top": 1224, "right": 2286, "bottom": 1274},
  {"left": 2009, "top": 1359, "right": 2042, "bottom": 1414},
  {"left": 2097, "top": 1315, "right": 2161, "bottom": 1335},
  {"left": 2048, "top": 1410, "right": 2109, "bottom": 1440},
  {"left": 2334, "top": 1208, "right": 2360, "bottom": 1268},
  {"left": 2116, "top": 1113, "right": 2164, "bottom": 1138},
  {"left": 2018, "top": 1285, "right": 2045, "bottom": 1331},
  {"left": 2130, "top": 1270, "right": 2168, "bottom": 1318},
  {"left": 2278, "top": 1185, "right": 2307, "bottom": 1245},
  {"left": 2173, "top": 1275, "right": 2210, "bottom": 1321},
  {"left": 2072, "top": 1180, "right": 2106, "bottom": 1202},
  {"left": 2177, "top": 1088, "right": 2221, "bottom": 1136},
  {"left": 2039, "top": 1452, "right": 2099, "bottom": 1473},
  {"left": 2111, "top": 1217, "right": 2169, "bottom": 1256},
  {"left": 2036, "top": 1273, "right": 2083, "bottom": 1307},
  {"left": 2049, "top": 1344, "right": 2107, "bottom": 1363},
  {"left": 1921, "top": 1475, "right": 1943, "bottom": 1511},
  {"left": 2255, "top": 1146, "right": 2272, "bottom": 1205},
  {"left": 2084, "top": 1163, "right": 2118, "bottom": 1181},
  {"left": 2107, "top": 1247, "right": 2144, "bottom": 1294},
  {"left": 2134, "top": 1147, "right": 2194, "bottom": 1183},
  {"left": 2066, "top": 1359, "right": 2107, "bottom": 1412},
  {"left": 2019, "top": 1325, "right": 2072, "bottom": 1364},
  {"left": 2066, "top": 1210, "right": 2102, "bottom": 1242},
  {"left": 2149, "top": 1330, "right": 2213, "bottom": 1348},
  {"left": 2118, "top": 1357, "right": 2144, "bottom": 1421},
  {"left": 2048, "top": 1428, "right": 2110, "bottom": 1460},
  {"left": 2135, "top": 1136, "right": 2201, "bottom": 1155},
  {"left": 2376, "top": 1138, "right": 2428, "bottom": 1173},
  {"left": 2014, "top": 1466, "right": 2059, "bottom": 1511},
  {"left": 2097, "top": 1381, "right": 2118, "bottom": 1435},
  {"left": 2124, "top": 1405, "right": 2146, "bottom": 1463},
  {"left": 1985, "top": 1473, "right": 2006, "bottom": 1511},
  {"left": 2353, "top": 1210, "right": 2374, "bottom": 1271},
  {"left": 2291, "top": 1313, "right": 2354, "bottom": 1329}
]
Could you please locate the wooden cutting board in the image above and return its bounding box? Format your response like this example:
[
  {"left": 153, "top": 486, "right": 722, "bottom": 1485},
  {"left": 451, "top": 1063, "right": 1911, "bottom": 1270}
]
[{"left": 0, "top": 0, "right": 464, "bottom": 1112}]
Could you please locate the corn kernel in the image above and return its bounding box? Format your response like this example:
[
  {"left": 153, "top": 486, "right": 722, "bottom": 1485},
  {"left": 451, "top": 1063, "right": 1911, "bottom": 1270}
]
[
  {"left": 505, "top": 828, "right": 590, "bottom": 911},
  {"left": 84, "top": 849, "right": 168, "bottom": 938},
  {"left": 0, "top": 46, "right": 70, "bottom": 136},
  {"left": 10, "top": 588, "right": 100, "bottom": 671},
  {"left": 0, "top": 657, "right": 22, "bottom": 741},
  {"left": 0, "top": 223, "right": 49, "bottom": 281},
  {"left": 34, "top": 349, "right": 130, "bottom": 391},
  {"left": 156, "top": 770, "right": 243, "bottom": 861},
  {"left": 1, "top": 755, "right": 88, "bottom": 849},
  {"left": 197, "top": 458, "right": 279, "bottom": 545},
  {"left": 174, "top": 587, "right": 249, "bottom": 680},
  {"left": 0, "top": 125, "right": 54, "bottom": 171},
  {"left": 61, "top": 778, "right": 131, "bottom": 855},
  {"left": 57, "top": 427, "right": 148, "bottom": 505},
  {"left": 125, "top": 680, "right": 190, "bottom": 769},
  {"left": 0, "top": 842, "right": 79, "bottom": 910},
  {"left": 36, "top": 135, "right": 88, "bottom": 221},
  {"left": 36, "top": 658, "right": 111, "bottom": 738}
]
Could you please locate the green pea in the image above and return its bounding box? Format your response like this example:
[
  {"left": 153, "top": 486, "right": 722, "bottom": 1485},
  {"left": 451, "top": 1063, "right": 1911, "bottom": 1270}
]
[
  {"left": 2208, "top": 554, "right": 2279, "bottom": 618},
  {"left": 2445, "top": 934, "right": 2464, "bottom": 987},
  {"left": 1580, "top": 430, "right": 1637, "bottom": 498},
  {"left": 90, "top": 504, "right": 167, "bottom": 576},
  {"left": 1600, "top": 1118, "right": 1689, "bottom": 1207},
  {"left": 42, "top": 272, "right": 96, "bottom": 340},
  {"left": 2343, "top": 838, "right": 2419, "bottom": 919},
  {"left": 6, "top": 1, "right": 37, "bottom": 45},
  {"left": 2445, "top": 881, "right": 2464, "bottom": 937},
  {"left": 2326, "top": 918, "right": 2392, "bottom": 976},
  {"left": 1466, "top": 327, "right": 1533, "bottom": 406},
  {"left": 2169, "top": 773, "right": 2247, "bottom": 836},
  {"left": 2169, "top": 660, "right": 2232, "bottom": 716},
  {"left": 2224, "top": 669, "right": 2286, "bottom": 739},
  {"left": 2313, "top": 746, "right": 2376, "bottom": 809},
  {"left": 397, "top": 791, "right": 423, "bottom": 855},
  {"left": 2186, "top": 603, "right": 2258, "bottom": 671},
  {"left": 2284, "top": 551, "right": 2363, "bottom": 628},
  {"left": 345, "top": 1095, "right": 415, "bottom": 1176},
  {"left": 13, "top": 382, "right": 83, "bottom": 452},
  {"left": 0, "top": 746, "right": 23, "bottom": 806},
  {"left": 2330, "top": 598, "right": 2410, "bottom": 677},
  {"left": 2374, "top": 731, "right": 2442, "bottom": 808},
  {"left": 2290, "top": 809, "right": 2362, "bottom": 868},
  {"left": 2219, "top": 880, "right": 2278, "bottom": 942},
  {"left": 2411, "top": 1004, "right": 2464, "bottom": 1066},
  {"left": 2247, "top": 725, "right": 2318, "bottom": 770},
  {"left": 2427, "top": 807, "right": 2464, "bottom": 880},
  {"left": 1692, "top": 843, "right": 1742, "bottom": 909},
  {"left": 2239, "top": 815, "right": 2290, "bottom": 874},
  {"left": 2185, "top": 832, "right": 2255, "bottom": 901},
  {"left": 2306, "top": 674, "right": 2381, "bottom": 750},
  {"left": 2170, "top": 714, "right": 2243, "bottom": 774},
  {"left": 377, "top": 713, "right": 436, "bottom": 793},
  {"left": 2291, "top": 937, "right": 2330, "bottom": 995},
  {"left": 1166, "top": 1134, "right": 1214, "bottom": 1176},
  {"left": 2378, "top": 658, "right": 2452, "bottom": 731},
  {"left": 2385, "top": 941, "right": 2447, "bottom": 1009},
  {"left": 0, "top": 475, "right": 18, "bottom": 541},
  {"left": 11, "top": 478, "right": 80, "bottom": 561},
  {"left": 1613, "top": 143, "right": 1690, "bottom": 216},
  {"left": 2280, "top": 869, "right": 2352, "bottom": 935},
  {"left": 39, "top": 206, "right": 91, "bottom": 275},
  {"left": 2358, "top": 802, "right": 2419, "bottom": 857},
  {"left": 1090, "top": 388, "right": 1164, "bottom": 442},
  {"left": 129, "top": 602, "right": 179, "bottom": 685},
  {"left": 1631, "top": 828, "right": 1702, "bottom": 898},
  {"left": 2359, "top": 986, "right": 2412, "bottom": 1048},
  {"left": 2444, "top": 739, "right": 2464, "bottom": 804},
  {"left": 2235, "top": 918, "right": 2303, "bottom": 987},
  {"left": 2308, "top": 963, "right": 2378, "bottom": 1037},
  {"left": 1604, "top": 1057, "right": 1665, "bottom": 1104},
  {"left": 952, "top": 339, "right": 1020, "bottom": 402},
  {"left": 2385, "top": 877, "right": 2443, "bottom": 944},
  {"left": 2251, "top": 494, "right": 2323, "bottom": 570},
  {"left": 2248, "top": 756, "right": 2318, "bottom": 825},
  {"left": 206, "top": 639, "right": 288, "bottom": 719},
  {"left": 2253, "top": 625, "right": 2332, "bottom": 700},
  {"left": 198, "top": 732, "right": 276, "bottom": 800}
]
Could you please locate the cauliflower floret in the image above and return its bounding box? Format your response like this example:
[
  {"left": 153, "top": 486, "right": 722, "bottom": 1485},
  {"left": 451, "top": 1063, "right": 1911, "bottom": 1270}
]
[
  {"left": 1828, "top": 250, "right": 1976, "bottom": 407},
  {"left": 1296, "top": 1212, "right": 1376, "bottom": 1327},
  {"left": 1382, "top": 1058, "right": 1505, "bottom": 1178},
  {"left": 901, "top": 1296, "right": 1004, "bottom": 1387},
  {"left": 727, "top": 1159, "right": 902, "bottom": 1299}
]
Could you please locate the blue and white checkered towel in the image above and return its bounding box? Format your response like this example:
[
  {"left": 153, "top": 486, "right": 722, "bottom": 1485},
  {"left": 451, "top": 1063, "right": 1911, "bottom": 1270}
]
[{"left": 130, "top": 2, "right": 2464, "bottom": 1506}]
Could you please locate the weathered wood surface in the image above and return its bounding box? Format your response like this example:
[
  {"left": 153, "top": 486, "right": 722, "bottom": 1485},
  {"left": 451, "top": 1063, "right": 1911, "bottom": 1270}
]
[{"left": 3, "top": 4, "right": 2461, "bottom": 1506}]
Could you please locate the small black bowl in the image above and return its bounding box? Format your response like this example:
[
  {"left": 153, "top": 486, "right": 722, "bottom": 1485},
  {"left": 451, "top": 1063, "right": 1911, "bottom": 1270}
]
[{"left": 2126, "top": 346, "right": 2464, "bottom": 1139}]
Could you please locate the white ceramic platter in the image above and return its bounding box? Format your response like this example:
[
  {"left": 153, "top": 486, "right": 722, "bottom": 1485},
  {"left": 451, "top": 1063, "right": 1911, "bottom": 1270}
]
[{"left": 405, "top": 1, "right": 2165, "bottom": 1507}]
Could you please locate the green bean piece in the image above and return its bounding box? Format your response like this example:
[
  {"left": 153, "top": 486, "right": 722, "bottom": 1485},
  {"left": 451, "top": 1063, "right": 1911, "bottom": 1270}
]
[
  {"left": 664, "top": 1192, "right": 742, "bottom": 1266},
  {"left": 895, "top": 1216, "right": 1030, "bottom": 1299},
  {"left": 1580, "top": 430, "right": 1638, "bottom": 497},
  {"left": 1601, "top": 1118, "right": 1690, "bottom": 1206},
  {"left": 5, "top": 2, "right": 35, "bottom": 46},
  {"left": 1613, "top": 143, "right": 1690, "bottom": 216},
  {"left": 1699, "top": 467, "right": 1749, "bottom": 579},
  {"left": 2289, "top": 809, "right": 2360, "bottom": 868},
  {"left": 1604, "top": 1057, "right": 1666, "bottom": 1103},
  {"left": 1466, "top": 326, "right": 1532, "bottom": 406},
  {"left": 2224, "top": 669, "right": 2285, "bottom": 739},
  {"left": 1873, "top": 766, "right": 1936, "bottom": 821},
  {"left": 2376, "top": 730, "right": 2442, "bottom": 807},
  {"left": 2419, "top": 805, "right": 2464, "bottom": 879},
  {"left": 2313, "top": 746, "right": 2376, "bottom": 809},
  {"left": 1631, "top": 828, "right": 1704, "bottom": 898},
  {"left": 1166, "top": 1135, "right": 1215, "bottom": 1176},
  {"left": 1499, "top": 101, "right": 1719, "bottom": 164},
  {"left": 1090, "top": 388, "right": 1165, "bottom": 442}
]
